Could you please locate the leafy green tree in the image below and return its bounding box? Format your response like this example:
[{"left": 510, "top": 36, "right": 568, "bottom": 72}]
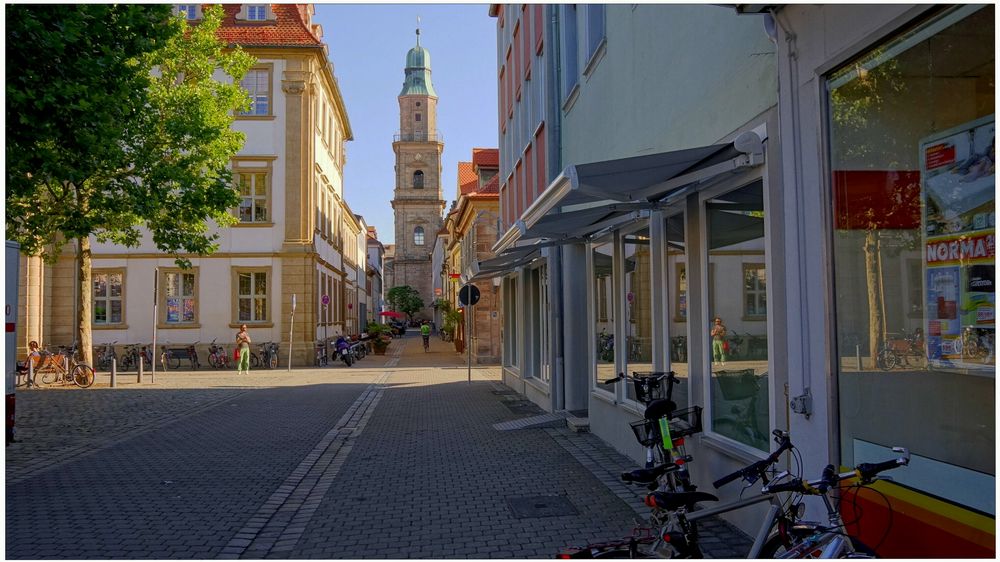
[
  {"left": 6, "top": 5, "right": 254, "bottom": 364},
  {"left": 386, "top": 286, "right": 425, "bottom": 323}
]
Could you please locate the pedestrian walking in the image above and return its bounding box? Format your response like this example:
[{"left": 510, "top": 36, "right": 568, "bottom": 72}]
[
  {"left": 420, "top": 321, "right": 431, "bottom": 352},
  {"left": 235, "top": 324, "right": 252, "bottom": 375}
]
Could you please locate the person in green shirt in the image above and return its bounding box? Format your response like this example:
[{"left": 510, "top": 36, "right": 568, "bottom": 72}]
[{"left": 420, "top": 321, "right": 431, "bottom": 352}]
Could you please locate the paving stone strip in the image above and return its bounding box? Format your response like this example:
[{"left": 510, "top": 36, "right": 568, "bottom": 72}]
[
  {"left": 6, "top": 390, "right": 250, "bottom": 485},
  {"left": 218, "top": 371, "right": 393, "bottom": 559}
]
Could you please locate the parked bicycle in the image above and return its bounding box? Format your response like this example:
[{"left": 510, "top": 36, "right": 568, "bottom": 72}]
[
  {"left": 119, "top": 343, "right": 153, "bottom": 372},
  {"left": 35, "top": 344, "right": 95, "bottom": 388},
  {"left": 207, "top": 339, "right": 231, "bottom": 369},
  {"left": 259, "top": 342, "right": 279, "bottom": 369},
  {"left": 94, "top": 341, "right": 117, "bottom": 371},
  {"left": 316, "top": 341, "right": 329, "bottom": 367}
]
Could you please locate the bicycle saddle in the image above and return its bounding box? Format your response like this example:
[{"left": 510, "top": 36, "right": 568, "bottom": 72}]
[
  {"left": 644, "top": 398, "right": 677, "bottom": 421},
  {"left": 644, "top": 490, "right": 718, "bottom": 510},
  {"left": 621, "top": 462, "right": 682, "bottom": 485}
]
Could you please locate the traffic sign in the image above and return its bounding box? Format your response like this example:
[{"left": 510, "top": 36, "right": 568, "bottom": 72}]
[
  {"left": 321, "top": 294, "right": 330, "bottom": 306},
  {"left": 459, "top": 284, "right": 481, "bottom": 306}
]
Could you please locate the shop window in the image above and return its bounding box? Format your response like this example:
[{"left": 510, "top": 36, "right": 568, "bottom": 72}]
[
  {"left": 592, "top": 241, "right": 615, "bottom": 387},
  {"left": 161, "top": 269, "right": 198, "bottom": 326},
  {"left": 622, "top": 226, "right": 653, "bottom": 400},
  {"left": 829, "top": 5, "right": 994, "bottom": 515},
  {"left": 503, "top": 277, "right": 518, "bottom": 368},
  {"left": 666, "top": 214, "right": 690, "bottom": 377},
  {"left": 93, "top": 270, "right": 124, "bottom": 326},
  {"left": 707, "top": 180, "right": 769, "bottom": 451}
]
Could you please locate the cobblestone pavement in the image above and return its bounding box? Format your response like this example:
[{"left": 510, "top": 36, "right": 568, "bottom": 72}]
[{"left": 6, "top": 332, "right": 750, "bottom": 559}]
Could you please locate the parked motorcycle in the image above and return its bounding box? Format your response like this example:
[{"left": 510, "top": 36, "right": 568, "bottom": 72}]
[{"left": 335, "top": 337, "right": 354, "bottom": 367}]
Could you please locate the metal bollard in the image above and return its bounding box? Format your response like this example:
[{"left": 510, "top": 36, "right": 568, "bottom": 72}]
[
  {"left": 138, "top": 356, "right": 144, "bottom": 384},
  {"left": 64, "top": 356, "right": 70, "bottom": 374},
  {"left": 856, "top": 345, "right": 862, "bottom": 370},
  {"left": 28, "top": 360, "right": 34, "bottom": 388},
  {"left": 111, "top": 358, "right": 117, "bottom": 388}
]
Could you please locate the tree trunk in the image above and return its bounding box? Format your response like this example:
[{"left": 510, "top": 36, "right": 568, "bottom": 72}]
[
  {"left": 863, "top": 230, "right": 883, "bottom": 367},
  {"left": 77, "top": 236, "right": 93, "bottom": 366}
]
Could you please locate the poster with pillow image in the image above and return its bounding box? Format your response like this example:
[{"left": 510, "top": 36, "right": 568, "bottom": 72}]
[{"left": 921, "top": 115, "right": 995, "bottom": 371}]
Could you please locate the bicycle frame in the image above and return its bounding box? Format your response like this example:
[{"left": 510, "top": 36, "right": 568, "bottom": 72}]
[{"left": 682, "top": 492, "right": 784, "bottom": 558}]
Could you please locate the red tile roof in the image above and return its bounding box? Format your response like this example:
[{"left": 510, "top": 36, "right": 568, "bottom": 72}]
[
  {"left": 472, "top": 148, "right": 499, "bottom": 168},
  {"left": 458, "top": 161, "right": 478, "bottom": 195},
  {"left": 215, "top": 4, "right": 323, "bottom": 48}
]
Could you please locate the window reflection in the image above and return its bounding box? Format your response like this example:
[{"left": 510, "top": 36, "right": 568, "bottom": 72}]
[
  {"left": 623, "top": 226, "right": 653, "bottom": 401},
  {"left": 707, "top": 180, "right": 769, "bottom": 451},
  {"left": 593, "top": 241, "right": 616, "bottom": 386},
  {"left": 665, "top": 214, "right": 690, "bottom": 409}
]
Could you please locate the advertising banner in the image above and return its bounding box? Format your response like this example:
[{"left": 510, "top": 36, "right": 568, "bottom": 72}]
[{"left": 920, "top": 115, "right": 995, "bottom": 370}]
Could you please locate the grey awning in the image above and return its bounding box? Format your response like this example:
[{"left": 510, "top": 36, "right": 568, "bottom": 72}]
[
  {"left": 496, "top": 129, "right": 766, "bottom": 253},
  {"left": 464, "top": 246, "right": 542, "bottom": 283}
]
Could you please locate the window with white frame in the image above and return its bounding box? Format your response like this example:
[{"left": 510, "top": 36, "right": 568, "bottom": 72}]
[
  {"left": 93, "top": 270, "right": 124, "bottom": 325},
  {"left": 163, "top": 270, "right": 197, "bottom": 325},
  {"left": 246, "top": 5, "right": 267, "bottom": 21},
  {"left": 176, "top": 4, "right": 199, "bottom": 19},
  {"left": 236, "top": 170, "right": 268, "bottom": 223},
  {"left": 239, "top": 68, "right": 271, "bottom": 116},
  {"left": 235, "top": 269, "right": 269, "bottom": 323}
]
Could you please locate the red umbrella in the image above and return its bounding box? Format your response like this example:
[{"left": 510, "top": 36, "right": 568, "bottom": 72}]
[{"left": 379, "top": 311, "right": 405, "bottom": 319}]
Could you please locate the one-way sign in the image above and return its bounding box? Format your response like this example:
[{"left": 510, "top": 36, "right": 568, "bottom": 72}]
[{"left": 459, "top": 284, "right": 481, "bottom": 306}]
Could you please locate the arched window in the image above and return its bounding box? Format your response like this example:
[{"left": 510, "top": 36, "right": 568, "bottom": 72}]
[
  {"left": 413, "top": 170, "right": 424, "bottom": 189},
  {"left": 414, "top": 226, "right": 425, "bottom": 246}
]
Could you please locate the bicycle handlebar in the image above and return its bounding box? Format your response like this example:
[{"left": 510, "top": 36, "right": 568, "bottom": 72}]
[
  {"left": 602, "top": 371, "right": 680, "bottom": 386},
  {"left": 713, "top": 430, "right": 793, "bottom": 489},
  {"left": 761, "top": 448, "right": 910, "bottom": 494}
]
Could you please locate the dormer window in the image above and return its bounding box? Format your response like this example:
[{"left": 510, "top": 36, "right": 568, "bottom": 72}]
[
  {"left": 176, "top": 4, "right": 200, "bottom": 20},
  {"left": 247, "top": 5, "right": 267, "bottom": 21}
]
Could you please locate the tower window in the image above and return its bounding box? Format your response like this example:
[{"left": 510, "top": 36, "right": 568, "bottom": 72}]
[
  {"left": 415, "top": 113, "right": 422, "bottom": 122},
  {"left": 414, "top": 226, "right": 425, "bottom": 246},
  {"left": 413, "top": 170, "right": 424, "bottom": 189}
]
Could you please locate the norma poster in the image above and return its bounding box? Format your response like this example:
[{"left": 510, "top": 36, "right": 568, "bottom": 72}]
[{"left": 920, "top": 115, "right": 995, "bottom": 370}]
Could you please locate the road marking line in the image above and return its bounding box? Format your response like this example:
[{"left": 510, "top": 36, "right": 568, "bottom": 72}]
[{"left": 219, "top": 371, "right": 391, "bottom": 558}]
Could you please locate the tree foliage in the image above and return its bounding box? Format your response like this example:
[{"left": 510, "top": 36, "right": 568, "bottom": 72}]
[
  {"left": 5, "top": 4, "right": 254, "bottom": 263},
  {"left": 386, "top": 286, "right": 425, "bottom": 322}
]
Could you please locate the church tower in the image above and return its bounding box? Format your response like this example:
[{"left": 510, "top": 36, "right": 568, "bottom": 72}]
[{"left": 389, "top": 26, "right": 445, "bottom": 319}]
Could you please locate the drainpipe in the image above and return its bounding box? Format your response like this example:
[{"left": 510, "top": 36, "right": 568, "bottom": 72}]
[{"left": 548, "top": 4, "right": 567, "bottom": 412}]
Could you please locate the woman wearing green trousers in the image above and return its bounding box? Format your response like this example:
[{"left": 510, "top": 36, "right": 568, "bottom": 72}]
[{"left": 236, "top": 324, "right": 252, "bottom": 375}]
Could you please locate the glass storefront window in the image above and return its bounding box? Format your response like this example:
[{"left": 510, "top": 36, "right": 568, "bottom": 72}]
[
  {"left": 665, "top": 213, "right": 690, "bottom": 408},
  {"left": 707, "top": 180, "right": 769, "bottom": 451},
  {"left": 593, "top": 241, "right": 616, "bottom": 387},
  {"left": 829, "top": 5, "right": 994, "bottom": 515},
  {"left": 623, "top": 226, "right": 653, "bottom": 401}
]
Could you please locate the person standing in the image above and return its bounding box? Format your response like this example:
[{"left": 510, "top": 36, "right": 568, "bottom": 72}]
[
  {"left": 711, "top": 317, "right": 728, "bottom": 366},
  {"left": 235, "top": 324, "right": 252, "bottom": 375}
]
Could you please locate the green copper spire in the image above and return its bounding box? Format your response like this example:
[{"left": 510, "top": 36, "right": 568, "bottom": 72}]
[{"left": 400, "top": 25, "right": 436, "bottom": 97}]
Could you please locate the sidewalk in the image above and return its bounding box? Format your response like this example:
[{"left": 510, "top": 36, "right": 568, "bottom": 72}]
[{"left": 7, "top": 332, "right": 751, "bottom": 559}]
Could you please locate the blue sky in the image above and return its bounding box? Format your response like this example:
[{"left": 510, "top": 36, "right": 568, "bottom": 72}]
[{"left": 314, "top": 4, "right": 499, "bottom": 245}]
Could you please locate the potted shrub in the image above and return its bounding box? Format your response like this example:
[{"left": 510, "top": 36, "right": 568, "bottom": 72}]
[{"left": 367, "top": 323, "right": 392, "bottom": 355}]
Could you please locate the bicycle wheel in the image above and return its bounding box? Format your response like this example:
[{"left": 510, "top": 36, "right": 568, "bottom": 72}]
[
  {"left": 759, "top": 532, "right": 876, "bottom": 559},
  {"left": 208, "top": 354, "right": 220, "bottom": 369},
  {"left": 97, "top": 356, "right": 111, "bottom": 371},
  {"left": 250, "top": 353, "right": 261, "bottom": 369},
  {"left": 120, "top": 354, "right": 134, "bottom": 372},
  {"left": 875, "top": 348, "right": 897, "bottom": 371},
  {"left": 268, "top": 354, "right": 278, "bottom": 369},
  {"left": 73, "top": 364, "right": 95, "bottom": 388},
  {"left": 167, "top": 355, "right": 181, "bottom": 370},
  {"left": 41, "top": 370, "right": 58, "bottom": 385}
]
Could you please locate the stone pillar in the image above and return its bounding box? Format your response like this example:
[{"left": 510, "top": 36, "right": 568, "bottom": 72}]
[{"left": 562, "top": 243, "right": 590, "bottom": 412}]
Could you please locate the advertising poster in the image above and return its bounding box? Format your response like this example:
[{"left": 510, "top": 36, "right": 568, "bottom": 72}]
[{"left": 921, "top": 115, "right": 995, "bottom": 370}]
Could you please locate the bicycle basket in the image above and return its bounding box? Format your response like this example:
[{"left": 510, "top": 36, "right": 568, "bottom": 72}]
[
  {"left": 666, "top": 406, "right": 702, "bottom": 438},
  {"left": 716, "top": 369, "right": 759, "bottom": 401},
  {"left": 629, "top": 406, "right": 703, "bottom": 447},
  {"left": 630, "top": 418, "right": 660, "bottom": 447},
  {"left": 630, "top": 372, "right": 669, "bottom": 403}
]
